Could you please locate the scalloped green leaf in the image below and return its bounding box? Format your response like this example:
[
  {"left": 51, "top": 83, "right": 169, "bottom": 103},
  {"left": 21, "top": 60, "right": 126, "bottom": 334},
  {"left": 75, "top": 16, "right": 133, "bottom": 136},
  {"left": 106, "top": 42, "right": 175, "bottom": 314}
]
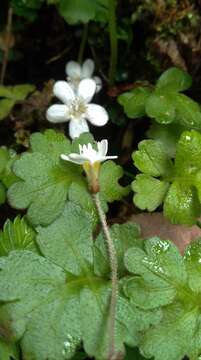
[
  {"left": 132, "top": 174, "right": 169, "bottom": 212},
  {"left": 99, "top": 160, "right": 130, "bottom": 202},
  {"left": 132, "top": 140, "right": 173, "bottom": 177},
  {"left": 147, "top": 122, "right": 184, "bottom": 158},
  {"left": 132, "top": 131, "right": 201, "bottom": 225},
  {"left": 156, "top": 67, "right": 192, "bottom": 92},
  {"left": 8, "top": 130, "right": 128, "bottom": 226},
  {"left": 0, "top": 216, "right": 37, "bottom": 256},
  {"left": 123, "top": 237, "right": 201, "bottom": 360},
  {"left": 145, "top": 90, "right": 176, "bottom": 124},
  {"left": 118, "top": 87, "right": 152, "bottom": 119},
  {"left": 0, "top": 203, "right": 159, "bottom": 360}
]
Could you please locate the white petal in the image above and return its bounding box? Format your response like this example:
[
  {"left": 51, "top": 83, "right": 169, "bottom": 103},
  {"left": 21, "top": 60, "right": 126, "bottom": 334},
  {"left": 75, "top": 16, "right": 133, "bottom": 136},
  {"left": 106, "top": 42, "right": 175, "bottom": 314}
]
[
  {"left": 86, "top": 104, "right": 108, "bottom": 126},
  {"left": 61, "top": 153, "right": 85, "bottom": 165},
  {"left": 93, "top": 76, "right": 102, "bottom": 93},
  {"left": 69, "top": 118, "right": 89, "bottom": 139},
  {"left": 82, "top": 59, "right": 95, "bottom": 78},
  {"left": 46, "top": 104, "right": 68, "bottom": 123},
  {"left": 53, "top": 81, "right": 75, "bottom": 104},
  {"left": 104, "top": 156, "right": 118, "bottom": 161},
  {"left": 97, "top": 139, "right": 108, "bottom": 157},
  {"left": 78, "top": 79, "right": 96, "bottom": 103},
  {"left": 65, "top": 61, "right": 81, "bottom": 79}
]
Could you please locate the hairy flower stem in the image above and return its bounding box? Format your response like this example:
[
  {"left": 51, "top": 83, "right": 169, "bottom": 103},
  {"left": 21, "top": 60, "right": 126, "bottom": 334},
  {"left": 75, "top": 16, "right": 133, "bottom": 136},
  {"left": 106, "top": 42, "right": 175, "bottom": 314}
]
[
  {"left": 93, "top": 192, "right": 118, "bottom": 360},
  {"left": 78, "top": 24, "right": 88, "bottom": 64},
  {"left": 108, "top": 0, "right": 118, "bottom": 86}
]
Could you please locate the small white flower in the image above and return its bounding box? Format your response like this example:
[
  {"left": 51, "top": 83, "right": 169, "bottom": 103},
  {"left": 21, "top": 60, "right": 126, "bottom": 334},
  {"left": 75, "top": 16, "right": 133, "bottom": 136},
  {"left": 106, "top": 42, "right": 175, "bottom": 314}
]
[
  {"left": 46, "top": 79, "right": 108, "bottom": 139},
  {"left": 61, "top": 139, "right": 117, "bottom": 165},
  {"left": 66, "top": 59, "right": 102, "bottom": 93}
]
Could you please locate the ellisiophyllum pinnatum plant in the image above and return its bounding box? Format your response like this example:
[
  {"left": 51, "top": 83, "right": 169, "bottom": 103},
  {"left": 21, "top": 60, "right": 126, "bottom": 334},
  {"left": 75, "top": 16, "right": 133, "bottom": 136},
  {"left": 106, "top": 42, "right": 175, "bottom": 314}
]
[{"left": 2, "top": 59, "right": 201, "bottom": 360}]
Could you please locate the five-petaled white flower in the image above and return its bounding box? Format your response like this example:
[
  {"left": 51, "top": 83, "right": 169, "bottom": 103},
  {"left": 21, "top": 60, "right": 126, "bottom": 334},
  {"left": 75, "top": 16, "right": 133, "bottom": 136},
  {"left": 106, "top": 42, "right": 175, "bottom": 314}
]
[
  {"left": 46, "top": 79, "right": 108, "bottom": 139},
  {"left": 66, "top": 59, "right": 102, "bottom": 93},
  {"left": 61, "top": 139, "right": 117, "bottom": 165}
]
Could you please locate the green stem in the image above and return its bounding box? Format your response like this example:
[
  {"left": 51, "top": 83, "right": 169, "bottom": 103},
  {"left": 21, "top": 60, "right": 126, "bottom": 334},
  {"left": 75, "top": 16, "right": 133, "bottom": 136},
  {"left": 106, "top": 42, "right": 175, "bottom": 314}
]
[
  {"left": 108, "top": 0, "right": 118, "bottom": 86},
  {"left": 78, "top": 24, "right": 88, "bottom": 64},
  {"left": 93, "top": 193, "right": 118, "bottom": 360}
]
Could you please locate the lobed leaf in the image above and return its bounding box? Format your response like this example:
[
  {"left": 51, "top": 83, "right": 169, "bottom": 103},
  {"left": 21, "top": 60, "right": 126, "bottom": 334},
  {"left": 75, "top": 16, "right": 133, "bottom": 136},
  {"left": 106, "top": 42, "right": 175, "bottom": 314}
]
[
  {"left": 123, "top": 237, "right": 201, "bottom": 360},
  {"left": 0, "top": 203, "right": 158, "bottom": 360},
  {"left": 132, "top": 130, "right": 201, "bottom": 225},
  {"left": 8, "top": 130, "right": 128, "bottom": 226}
]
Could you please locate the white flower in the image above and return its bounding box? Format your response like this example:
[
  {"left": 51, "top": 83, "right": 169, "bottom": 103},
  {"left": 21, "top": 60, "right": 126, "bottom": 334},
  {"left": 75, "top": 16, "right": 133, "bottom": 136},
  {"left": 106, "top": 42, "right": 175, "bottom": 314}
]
[
  {"left": 61, "top": 139, "right": 117, "bottom": 165},
  {"left": 46, "top": 79, "right": 108, "bottom": 139},
  {"left": 66, "top": 59, "right": 102, "bottom": 93}
]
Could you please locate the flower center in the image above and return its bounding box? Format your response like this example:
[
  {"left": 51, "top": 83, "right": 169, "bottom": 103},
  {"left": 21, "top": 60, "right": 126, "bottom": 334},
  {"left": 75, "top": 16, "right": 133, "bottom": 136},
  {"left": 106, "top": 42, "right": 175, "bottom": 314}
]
[{"left": 68, "top": 97, "right": 87, "bottom": 120}]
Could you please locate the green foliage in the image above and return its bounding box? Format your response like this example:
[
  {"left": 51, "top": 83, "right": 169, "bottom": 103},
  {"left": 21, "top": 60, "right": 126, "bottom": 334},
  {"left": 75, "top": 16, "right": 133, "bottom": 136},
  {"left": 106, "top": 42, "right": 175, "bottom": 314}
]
[
  {"left": 123, "top": 236, "right": 201, "bottom": 360},
  {"left": 94, "top": 222, "right": 142, "bottom": 277},
  {"left": 118, "top": 67, "right": 201, "bottom": 130},
  {"left": 132, "top": 130, "right": 201, "bottom": 225},
  {"left": 11, "top": 0, "right": 44, "bottom": 20},
  {"left": 0, "top": 216, "right": 37, "bottom": 256},
  {"left": 0, "top": 339, "right": 19, "bottom": 360},
  {"left": 118, "top": 87, "right": 152, "bottom": 119},
  {"left": 0, "top": 147, "right": 18, "bottom": 187},
  {"left": 0, "top": 84, "right": 35, "bottom": 120},
  {"left": 147, "top": 122, "right": 184, "bottom": 158},
  {"left": 8, "top": 130, "right": 129, "bottom": 226},
  {"left": 0, "top": 203, "right": 159, "bottom": 360},
  {"left": 58, "top": 0, "right": 109, "bottom": 24},
  {"left": 11, "top": 0, "right": 108, "bottom": 23},
  {"left": 0, "top": 147, "right": 18, "bottom": 205}
]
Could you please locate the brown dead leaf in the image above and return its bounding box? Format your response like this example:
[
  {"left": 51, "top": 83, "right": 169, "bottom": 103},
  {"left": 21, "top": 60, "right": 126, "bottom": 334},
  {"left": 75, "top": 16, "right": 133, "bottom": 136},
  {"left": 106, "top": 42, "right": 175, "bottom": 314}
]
[
  {"left": 152, "top": 36, "right": 187, "bottom": 70},
  {"left": 130, "top": 212, "right": 201, "bottom": 254}
]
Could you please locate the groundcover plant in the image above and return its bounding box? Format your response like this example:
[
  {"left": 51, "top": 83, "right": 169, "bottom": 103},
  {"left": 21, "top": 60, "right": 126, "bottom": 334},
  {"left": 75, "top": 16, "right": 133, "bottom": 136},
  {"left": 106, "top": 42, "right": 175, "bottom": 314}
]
[{"left": 1, "top": 1, "right": 201, "bottom": 360}]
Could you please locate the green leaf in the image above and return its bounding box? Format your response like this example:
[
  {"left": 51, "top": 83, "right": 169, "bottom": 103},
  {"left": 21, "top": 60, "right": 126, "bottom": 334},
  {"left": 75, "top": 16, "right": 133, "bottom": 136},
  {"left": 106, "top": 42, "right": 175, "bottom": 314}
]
[
  {"left": 11, "top": 0, "right": 43, "bottom": 20},
  {"left": 132, "top": 174, "right": 169, "bottom": 211},
  {"left": 133, "top": 131, "right": 201, "bottom": 225},
  {"left": 10, "top": 84, "right": 35, "bottom": 101},
  {"left": 94, "top": 222, "right": 142, "bottom": 277},
  {"left": 0, "top": 84, "right": 35, "bottom": 101},
  {"left": 0, "top": 99, "right": 15, "bottom": 120},
  {"left": 58, "top": 0, "right": 108, "bottom": 24},
  {"left": 36, "top": 202, "right": 93, "bottom": 275},
  {"left": 184, "top": 238, "right": 201, "bottom": 292},
  {"left": 0, "top": 216, "right": 37, "bottom": 256},
  {"left": 123, "top": 237, "right": 201, "bottom": 360},
  {"left": 164, "top": 181, "right": 201, "bottom": 225},
  {"left": 156, "top": 67, "right": 192, "bottom": 92},
  {"left": 0, "top": 182, "right": 6, "bottom": 205},
  {"left": 145, "top": 90, "right": 176, "bottom": 124},
  {"left": 0, "top": 203, "right": 157, "bottom": 360},
  {"left": 147, "top": 122, "right": 184, "bottom": 158},
  {"left": 174, "top": 93, "right": 201, "bottom": 130},
  {"left": 8, "top": 130, "right": 128, "bottom": 226},
  {"left": 68, "top": 183, "right": 108, "bottom": 228},
  {"left": 132, "top": 140, "right": 173, "bottom": 177},
  {"left": 7, "top": 130, "right": 84, "bottom": 226},
  {"left": 99, "top": 160, "right": 130, "bottom": 202},
  {"left": 0, "top": 339, "right": 19, "bottom": 360},
  {"left": 0, "top": 84, "right": 35, "bottom": 120},
  {"left": 118, "top": 87, "right": 152, "bottom": 119},
  {"left": 0, "top": 147, "right": 18, "bottom": 188}
]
